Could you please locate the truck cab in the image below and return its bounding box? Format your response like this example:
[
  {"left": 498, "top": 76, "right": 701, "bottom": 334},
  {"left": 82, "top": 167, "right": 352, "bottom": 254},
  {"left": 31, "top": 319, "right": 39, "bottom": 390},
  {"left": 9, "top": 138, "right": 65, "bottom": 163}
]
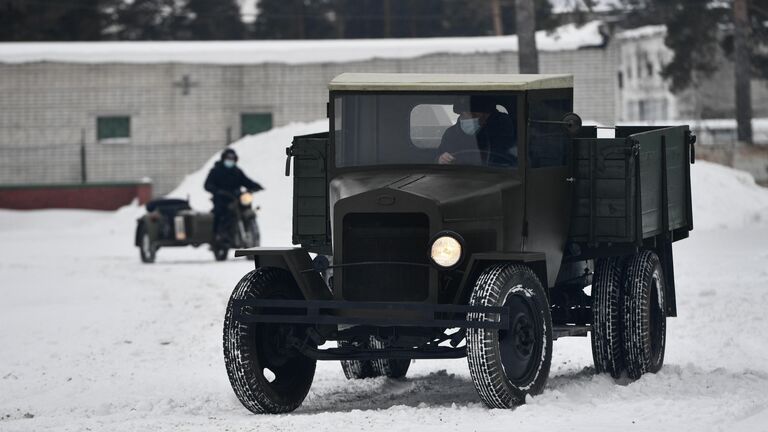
[{"left": 223, "top": 73, "right": 695, "bottom": 415}]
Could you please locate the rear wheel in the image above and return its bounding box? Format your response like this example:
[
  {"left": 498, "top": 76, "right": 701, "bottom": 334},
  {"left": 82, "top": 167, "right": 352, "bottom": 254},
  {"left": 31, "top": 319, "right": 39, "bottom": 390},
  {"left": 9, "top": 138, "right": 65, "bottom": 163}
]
[
  {"left": 138, "top": 224, "right": 157, "bottom": 263},
  {"left": 467, "top": 264, "right": 552, "bottom": 408},
  {"left": 370, "top": 337, "right": 410, "bottom": 379},
  {"left": 623, "top": 250, "right": 666, "bottom": 379},
  {"left": 591, "top": 257, "right": 626, "bottom": 377},
  {"left": 339, "top": 340, "right": 377, "bottom": 380},
  {"left": 223, "top": 268, "right": 316, "bottom": 414},
  {"left": 339, "top": 336, "right": 410, "bottom": 379}
]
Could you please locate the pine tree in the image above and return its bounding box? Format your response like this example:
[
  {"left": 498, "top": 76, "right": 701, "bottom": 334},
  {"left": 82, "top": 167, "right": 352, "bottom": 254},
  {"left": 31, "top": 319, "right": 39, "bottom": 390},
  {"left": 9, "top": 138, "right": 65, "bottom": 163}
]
[
  {"left": 0, "top": 0, "right": 115, "bottom": 41},
  {"left": 621, "top": 0, "right": 767, "bottom": 143},
  {"left": 186, "top": 0, "right": 245, "bottom": 39},
  {"left": 113, "top": 0, "right": 191, "bottom": 40}
]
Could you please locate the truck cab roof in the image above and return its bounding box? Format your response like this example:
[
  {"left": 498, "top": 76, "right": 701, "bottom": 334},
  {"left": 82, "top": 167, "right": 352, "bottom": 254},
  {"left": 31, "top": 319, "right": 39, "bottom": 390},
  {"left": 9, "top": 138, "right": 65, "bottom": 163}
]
[{"left": 328, "top": 73, "right": 574, "bottom": 92}]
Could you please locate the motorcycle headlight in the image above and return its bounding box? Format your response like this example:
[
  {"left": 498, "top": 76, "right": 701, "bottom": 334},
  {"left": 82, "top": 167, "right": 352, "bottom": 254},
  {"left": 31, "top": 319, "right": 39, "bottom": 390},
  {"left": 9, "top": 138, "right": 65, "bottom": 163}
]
[
  {"left": 239, "top": 192, "right": 253, "bottom": 206},
  {"left": 429, "top": 232, "right": 464, "bottom": 269}
]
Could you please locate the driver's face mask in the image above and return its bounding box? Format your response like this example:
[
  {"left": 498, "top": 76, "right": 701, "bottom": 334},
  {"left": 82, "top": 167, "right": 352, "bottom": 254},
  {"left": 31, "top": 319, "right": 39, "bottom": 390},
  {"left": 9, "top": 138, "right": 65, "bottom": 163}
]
[
  {"left": 223, "top": 159, "right": 236, "bottom": 168},
  {"left": 460, "top": 117, "right": 482, "bottom": 136}
]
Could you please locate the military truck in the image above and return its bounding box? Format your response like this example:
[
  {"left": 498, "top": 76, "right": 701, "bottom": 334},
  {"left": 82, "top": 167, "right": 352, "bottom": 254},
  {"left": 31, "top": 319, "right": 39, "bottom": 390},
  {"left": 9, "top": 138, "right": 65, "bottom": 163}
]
[{"left": 222, "top": 73, "right": 695, "bottom": 414}]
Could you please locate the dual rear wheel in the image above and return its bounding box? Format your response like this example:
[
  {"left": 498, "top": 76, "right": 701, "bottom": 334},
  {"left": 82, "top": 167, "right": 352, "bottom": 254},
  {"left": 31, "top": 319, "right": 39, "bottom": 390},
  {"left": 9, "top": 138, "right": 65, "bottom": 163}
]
[{"left": 591, "top": 250, "right": 667, "bottom": 379}]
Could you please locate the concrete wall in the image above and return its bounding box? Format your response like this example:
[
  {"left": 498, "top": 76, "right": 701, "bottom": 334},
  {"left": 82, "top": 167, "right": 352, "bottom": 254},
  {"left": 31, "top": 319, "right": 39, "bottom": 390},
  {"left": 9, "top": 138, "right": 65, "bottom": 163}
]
[{"left": 0, "top": 45, "right": 618, "bottom": 195}]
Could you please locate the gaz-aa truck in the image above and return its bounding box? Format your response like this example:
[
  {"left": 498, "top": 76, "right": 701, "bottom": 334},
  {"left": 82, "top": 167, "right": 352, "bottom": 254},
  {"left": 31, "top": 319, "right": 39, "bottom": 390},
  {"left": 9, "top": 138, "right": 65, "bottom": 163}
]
[{"left": 222, "top": 73, "right": 695, "bottom": 413}]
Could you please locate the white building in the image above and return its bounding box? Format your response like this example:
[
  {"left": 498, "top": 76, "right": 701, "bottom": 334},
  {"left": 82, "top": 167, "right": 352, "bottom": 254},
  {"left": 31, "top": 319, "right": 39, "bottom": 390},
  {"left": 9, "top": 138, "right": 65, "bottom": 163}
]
[{"left": 1, "top": 22, "right": 618, "bottom": 195}]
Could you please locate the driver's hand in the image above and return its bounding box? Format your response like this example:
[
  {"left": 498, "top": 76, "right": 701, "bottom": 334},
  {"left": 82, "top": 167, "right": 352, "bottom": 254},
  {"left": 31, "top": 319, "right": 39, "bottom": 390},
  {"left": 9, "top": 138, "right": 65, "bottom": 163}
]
[{"left": 438, "top": 152, "right": 456, "bottom": 165}]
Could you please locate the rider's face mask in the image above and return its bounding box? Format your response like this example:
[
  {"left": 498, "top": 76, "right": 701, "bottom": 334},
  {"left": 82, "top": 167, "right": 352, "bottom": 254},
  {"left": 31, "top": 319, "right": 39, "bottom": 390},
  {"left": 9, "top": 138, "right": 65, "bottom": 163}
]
[
  {"left": 223, "top": 159, "right": 236, "bottom": 168},
  {"left": 460, "top": 117, "right": 482, "bottom": 136}
]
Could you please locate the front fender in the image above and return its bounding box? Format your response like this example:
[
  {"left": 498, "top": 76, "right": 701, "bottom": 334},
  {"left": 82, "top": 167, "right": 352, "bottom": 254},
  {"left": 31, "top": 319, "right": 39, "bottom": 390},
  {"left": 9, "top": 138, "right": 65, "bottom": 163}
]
[
  {"left": 453, "top": 252, "right": 548, "bottom": 304},
  {"left": 235, "top": 247, "right": 332, "bottom": 301}
]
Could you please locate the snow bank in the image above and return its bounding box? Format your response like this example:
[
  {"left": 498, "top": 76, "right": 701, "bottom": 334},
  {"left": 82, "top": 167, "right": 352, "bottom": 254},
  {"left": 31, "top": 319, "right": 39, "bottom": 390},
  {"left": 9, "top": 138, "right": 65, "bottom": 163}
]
[
  {"left": 0, "top": 22, "right": 604, "bottom": 65},
  {"left": 167, "top": 122, "right": 768, "bottom": 248},
  {"left": 691, "top": 161, "right": 768, "bottom": 230},
  {"left": 166, "top": 120, "right": 327, "bottom": 247}
]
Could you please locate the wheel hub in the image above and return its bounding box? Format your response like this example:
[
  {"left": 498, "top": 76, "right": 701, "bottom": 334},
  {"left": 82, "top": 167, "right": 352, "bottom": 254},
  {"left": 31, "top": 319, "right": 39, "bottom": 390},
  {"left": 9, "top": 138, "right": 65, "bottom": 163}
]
[
  {"left": 498, "top": 294, "right": 540, "bottom": 382},
  {"left": 512, "top": 316, "right": 534, "bottom": 357}
]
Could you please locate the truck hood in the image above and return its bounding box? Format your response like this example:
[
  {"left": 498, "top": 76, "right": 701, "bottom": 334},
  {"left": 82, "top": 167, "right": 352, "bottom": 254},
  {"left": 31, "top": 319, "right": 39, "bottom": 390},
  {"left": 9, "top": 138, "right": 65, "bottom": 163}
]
[{"left": 329, "top": 169, "right": 522, "bottom": 223}]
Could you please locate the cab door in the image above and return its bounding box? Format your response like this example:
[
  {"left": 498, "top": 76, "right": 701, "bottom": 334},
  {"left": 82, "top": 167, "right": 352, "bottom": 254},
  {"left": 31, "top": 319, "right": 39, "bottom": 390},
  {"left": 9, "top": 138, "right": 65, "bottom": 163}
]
[{"left": 523, "top": 89, "right": 575, "bottom": 287}]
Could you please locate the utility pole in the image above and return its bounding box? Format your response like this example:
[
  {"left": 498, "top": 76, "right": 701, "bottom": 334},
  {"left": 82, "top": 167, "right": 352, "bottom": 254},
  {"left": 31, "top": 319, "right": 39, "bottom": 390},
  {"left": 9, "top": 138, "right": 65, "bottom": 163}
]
[
  {"left": 733, "top": 0, "right": 753, "bottom": 144},
  {"left": 515, "top": 0, "right": 539, "bottom": 73},
  {"left": 491, "top": 0, "right": 504, "bottom": 36}
]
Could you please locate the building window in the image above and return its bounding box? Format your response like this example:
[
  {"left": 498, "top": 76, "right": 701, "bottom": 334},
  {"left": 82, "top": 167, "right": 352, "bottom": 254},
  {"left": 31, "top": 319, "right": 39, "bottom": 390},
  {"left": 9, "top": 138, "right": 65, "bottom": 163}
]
[
  {"left": 97, "top": 116, "right": 130, "bottom": 144},
  {"left": 241, "top": 113, "right": 273, "bottom": 137}
]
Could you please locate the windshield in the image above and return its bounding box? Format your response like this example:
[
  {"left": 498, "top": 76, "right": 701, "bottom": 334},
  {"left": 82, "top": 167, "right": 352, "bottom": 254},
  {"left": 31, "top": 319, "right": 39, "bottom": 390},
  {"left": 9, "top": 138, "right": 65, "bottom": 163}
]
[{"left": 333, "top": 93, "right": 519, "bottom": 169}]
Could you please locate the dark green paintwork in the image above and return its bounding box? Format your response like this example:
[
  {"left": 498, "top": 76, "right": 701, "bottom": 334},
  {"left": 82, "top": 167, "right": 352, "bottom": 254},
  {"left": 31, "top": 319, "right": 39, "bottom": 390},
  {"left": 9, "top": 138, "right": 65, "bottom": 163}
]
[
  {"left": 287, "top": 88, "right": 693, "bottom": 303},
  {"left": 291, "top": 133, "right": 331, "bottom": 255},
  {"left": 569, "top": 125, "right": 693, "bottom": 247}
]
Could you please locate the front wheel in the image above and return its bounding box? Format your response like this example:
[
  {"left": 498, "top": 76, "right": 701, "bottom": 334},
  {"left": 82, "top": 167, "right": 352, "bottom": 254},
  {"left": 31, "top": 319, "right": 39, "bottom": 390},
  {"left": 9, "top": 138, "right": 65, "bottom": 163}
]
[
  {"left": 466, "top": 264, "right": 552, "bottom": 408},
  {"left": 223, "top": 268, "right": 316, "bottom": 414},
  {"left": 138, "top": 224, "right": 157, "bottom": 263},
  {"left": 213, "top": 246, "right": 229, "bottom": 261}
]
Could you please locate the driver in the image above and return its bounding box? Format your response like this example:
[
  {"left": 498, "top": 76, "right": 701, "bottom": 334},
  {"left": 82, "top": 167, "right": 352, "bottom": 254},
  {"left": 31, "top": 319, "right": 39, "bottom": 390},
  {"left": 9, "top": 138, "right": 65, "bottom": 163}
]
[
  {"left": 437, "top": 97, "right": 517, "bottom": 167},
  {"left": 204, "top": 148, "right": 263, "bottom": 245}
]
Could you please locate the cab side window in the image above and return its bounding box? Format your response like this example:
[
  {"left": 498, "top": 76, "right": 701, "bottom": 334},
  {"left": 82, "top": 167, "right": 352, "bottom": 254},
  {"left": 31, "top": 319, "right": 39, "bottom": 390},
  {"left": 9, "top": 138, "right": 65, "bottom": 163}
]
[{"left": 528, "top": 98, "right": 572, "bottom": 168}]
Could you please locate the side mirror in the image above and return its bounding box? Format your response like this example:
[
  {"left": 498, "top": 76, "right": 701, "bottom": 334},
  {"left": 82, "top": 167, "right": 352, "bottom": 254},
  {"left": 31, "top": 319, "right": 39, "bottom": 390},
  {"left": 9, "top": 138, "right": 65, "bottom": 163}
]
[{"left": 561, "top": 112, "right": 582, "bottom": 136}]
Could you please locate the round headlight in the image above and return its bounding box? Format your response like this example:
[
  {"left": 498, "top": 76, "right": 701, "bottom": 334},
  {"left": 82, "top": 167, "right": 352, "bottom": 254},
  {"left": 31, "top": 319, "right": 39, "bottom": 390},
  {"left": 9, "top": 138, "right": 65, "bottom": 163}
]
[
  {"left": 430, "top": 233, "right": 463, "bottom": 269},
  {"left": 239, "top": 192, "right": 253, "bottom": 206}
]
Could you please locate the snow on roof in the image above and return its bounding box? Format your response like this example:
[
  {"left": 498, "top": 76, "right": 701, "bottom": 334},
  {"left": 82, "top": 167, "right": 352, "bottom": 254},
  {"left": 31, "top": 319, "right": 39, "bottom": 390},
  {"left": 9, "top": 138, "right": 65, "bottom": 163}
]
[
  {"left": 550, "top": 0, "right": 622, "bottom": 13},
  {"left": 0, "top": 21, "right": 605, "bottom": 66},
  {"left": 329, "top": 73, "right": 574, "bottom": 91},
  {"left": 617, "top": 25, "right": 667, "bottom": 40}
]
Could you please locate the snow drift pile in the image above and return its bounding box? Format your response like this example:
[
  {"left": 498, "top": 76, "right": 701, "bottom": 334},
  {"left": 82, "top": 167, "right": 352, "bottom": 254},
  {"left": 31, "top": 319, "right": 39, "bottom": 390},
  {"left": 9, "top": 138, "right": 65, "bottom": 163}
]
[{"left": 167, "top": 121, "right": 768, "bottom": 247}]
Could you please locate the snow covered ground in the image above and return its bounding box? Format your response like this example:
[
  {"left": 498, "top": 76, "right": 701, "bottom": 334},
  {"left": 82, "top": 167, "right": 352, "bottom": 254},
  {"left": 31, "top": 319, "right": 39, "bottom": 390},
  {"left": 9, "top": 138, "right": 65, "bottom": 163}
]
[{"left": 2, "top": 122, "right": 768, "bottom": 431}]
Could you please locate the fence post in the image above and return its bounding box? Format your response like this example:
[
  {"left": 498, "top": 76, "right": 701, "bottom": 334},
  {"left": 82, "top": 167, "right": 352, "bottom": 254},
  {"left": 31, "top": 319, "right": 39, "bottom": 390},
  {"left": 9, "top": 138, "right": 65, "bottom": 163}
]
[{"left": 80, "top": 128, "right": 87, "bottom": 183}]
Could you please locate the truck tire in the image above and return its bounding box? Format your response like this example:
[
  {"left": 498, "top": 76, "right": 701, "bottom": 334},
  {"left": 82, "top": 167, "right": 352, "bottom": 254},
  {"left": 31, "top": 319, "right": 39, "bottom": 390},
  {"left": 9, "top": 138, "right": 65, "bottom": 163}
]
[
  {"left": 223, "top": 268, "right": 316, "bottom": 414},
  {"left": 466, "top": 264, "right": 552, "bottom": 408},
  {"left": 339, "top": 341, "right": 377, "bottom": 379},
  {"left": 370, "top": 337, "right": 410, "bottom": 379},
  {"left": 591, "top": 257, "right": 626, "bottom": 377},
  {"left": 138, "top": 224, "right": 157, "bottom": 263},
  {"left": 622, "top": 250, "right": 666, "bottom": 379}
]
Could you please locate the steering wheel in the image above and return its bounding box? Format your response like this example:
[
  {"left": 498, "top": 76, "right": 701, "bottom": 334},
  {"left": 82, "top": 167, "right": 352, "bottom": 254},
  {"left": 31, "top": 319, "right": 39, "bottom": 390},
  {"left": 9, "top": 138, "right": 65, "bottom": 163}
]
[{"left": 446, "top": 149, "right": 518, "bottom": 167}]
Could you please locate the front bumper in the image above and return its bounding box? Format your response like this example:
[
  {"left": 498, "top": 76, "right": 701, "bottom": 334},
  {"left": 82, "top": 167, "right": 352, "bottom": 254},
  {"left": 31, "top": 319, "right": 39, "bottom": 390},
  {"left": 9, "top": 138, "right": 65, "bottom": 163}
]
[{"left": 233, "top": 299, "right": 509, "bottom": 330}]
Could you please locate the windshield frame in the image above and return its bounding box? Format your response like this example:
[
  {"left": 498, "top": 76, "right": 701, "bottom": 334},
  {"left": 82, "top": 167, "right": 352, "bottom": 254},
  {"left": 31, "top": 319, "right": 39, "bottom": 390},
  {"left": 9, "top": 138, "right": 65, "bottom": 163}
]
[{"left": 328, "top": 89, "right": 527, "bottom": 178}]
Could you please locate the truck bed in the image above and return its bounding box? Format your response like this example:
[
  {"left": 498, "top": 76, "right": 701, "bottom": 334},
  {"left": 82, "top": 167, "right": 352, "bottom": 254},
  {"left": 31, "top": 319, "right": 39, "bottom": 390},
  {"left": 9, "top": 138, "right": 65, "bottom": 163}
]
[{"left": 568, "top": 125, "right": 694, "bottom": 249}]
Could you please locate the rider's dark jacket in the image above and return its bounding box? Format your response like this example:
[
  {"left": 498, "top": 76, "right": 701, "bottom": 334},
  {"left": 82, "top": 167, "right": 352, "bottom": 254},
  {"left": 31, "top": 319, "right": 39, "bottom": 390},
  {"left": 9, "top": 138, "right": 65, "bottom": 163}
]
[
  {"left": 437, "top": 111, "right": 517, "bottom": 167},
  {"left": 204, "top": 161, "right": 263, "bottom": 208}
]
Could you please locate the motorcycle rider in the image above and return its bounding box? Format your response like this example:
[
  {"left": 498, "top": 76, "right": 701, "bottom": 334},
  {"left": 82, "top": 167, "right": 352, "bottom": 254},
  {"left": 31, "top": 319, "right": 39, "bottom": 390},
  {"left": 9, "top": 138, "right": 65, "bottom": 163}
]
[{"left": 204, "top": 148, "right": 263, "bottom": 246}]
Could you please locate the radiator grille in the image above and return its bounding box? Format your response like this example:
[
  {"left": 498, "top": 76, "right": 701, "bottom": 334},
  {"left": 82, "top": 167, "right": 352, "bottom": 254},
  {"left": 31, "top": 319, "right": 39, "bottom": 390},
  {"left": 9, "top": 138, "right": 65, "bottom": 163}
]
[{"left": 341, "top": 213, "right": 429, "bottom": 302}]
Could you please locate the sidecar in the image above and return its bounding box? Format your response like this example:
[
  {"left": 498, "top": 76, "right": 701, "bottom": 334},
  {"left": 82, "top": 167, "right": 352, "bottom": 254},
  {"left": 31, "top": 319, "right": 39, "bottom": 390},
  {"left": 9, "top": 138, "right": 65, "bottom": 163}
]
[{"left": 134, "top": 198, "right": 215, "bottom": 263}]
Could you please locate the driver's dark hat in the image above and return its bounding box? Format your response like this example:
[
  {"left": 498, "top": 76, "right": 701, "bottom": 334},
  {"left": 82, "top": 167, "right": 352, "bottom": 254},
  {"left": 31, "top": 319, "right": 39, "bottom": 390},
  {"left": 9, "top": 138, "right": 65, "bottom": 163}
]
[
  {"left": 453, "top": 96, "right": 496, "bottom": 114},
  {"left": 221, "top": 148, "right": 238, "bottom": 161}
]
